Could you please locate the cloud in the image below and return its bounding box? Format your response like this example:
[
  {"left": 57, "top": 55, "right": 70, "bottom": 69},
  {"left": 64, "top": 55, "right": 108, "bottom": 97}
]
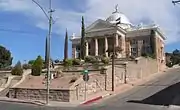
[
  {"left": 0, "top": 0, "right": 180, "bottom": 44},
  {"left": 85, "top": 0, "right": 180, "bottom": 44}
]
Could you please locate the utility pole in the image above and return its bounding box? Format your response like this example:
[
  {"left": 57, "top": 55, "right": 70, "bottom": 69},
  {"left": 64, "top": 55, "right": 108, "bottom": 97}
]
[
  {"left": 32, "top": 0, "right": 55, "bottom": 105},
  {"left": 112, "top": 33, "right": 115, "bottom": 91},
  {"left": 46, "top": 0, "right": 55, "bottom": 105},
  {"left": 111, "top": 5, "right": 121, "bottom": 91},
  {"left": 172, "top": 0, "right": 180, "bottom": 5}
]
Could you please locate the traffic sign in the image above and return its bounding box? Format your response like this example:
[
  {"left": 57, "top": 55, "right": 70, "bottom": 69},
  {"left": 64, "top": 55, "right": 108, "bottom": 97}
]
[
  {"left": 83, "top": 74, "right": 89, "bottom": 81},
  {"left": 82, "top": 69, "right": 89, "bottom": 74}
]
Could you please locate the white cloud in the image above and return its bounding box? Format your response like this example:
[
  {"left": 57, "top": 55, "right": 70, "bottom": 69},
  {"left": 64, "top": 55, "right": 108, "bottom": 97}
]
[
  {"left": 0, "top": 0, "right": 180, "bottom": 44},
  {"left": 85, "top": 0, "right": 180, "bottom": 44}
]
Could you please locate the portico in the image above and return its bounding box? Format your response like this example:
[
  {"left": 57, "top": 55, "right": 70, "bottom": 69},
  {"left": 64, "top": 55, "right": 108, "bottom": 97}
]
[{"left": 71, "top": 30, "right": 126, "bottom": 58}]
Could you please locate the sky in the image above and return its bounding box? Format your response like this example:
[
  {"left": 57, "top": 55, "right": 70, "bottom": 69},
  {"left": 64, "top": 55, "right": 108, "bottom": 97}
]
[{"left": 0, "top": 0, "right": 180, "bottom": 65}]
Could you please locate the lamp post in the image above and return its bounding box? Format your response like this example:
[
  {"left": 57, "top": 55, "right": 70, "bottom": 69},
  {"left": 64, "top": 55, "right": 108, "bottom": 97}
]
[
  {"left": 111, "top": 18, "right": 121, "bottom": 91},
  {"left": 32, "top": 0, "right": 55, "bottom": 105},
  {"left": 112, "top": 33, "right": 115, "bottom": 91}
]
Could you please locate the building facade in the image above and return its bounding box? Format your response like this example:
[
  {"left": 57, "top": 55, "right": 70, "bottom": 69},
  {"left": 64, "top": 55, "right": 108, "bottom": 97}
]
[{"left": 70, "top": 6, "right": 166, "bottom": 68}]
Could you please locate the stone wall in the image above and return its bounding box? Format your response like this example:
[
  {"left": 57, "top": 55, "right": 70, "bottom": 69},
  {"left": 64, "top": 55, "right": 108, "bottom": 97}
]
[
  {"left": 69, "top": 71, "right": 105, "bottom": 101},
  {"left": 8, "top": 57, "right": 161, "bottom": 102},
  {"left": 105, "top": 57, "right": 158, "bottom": 90},
  {"left": 9, "top": 88, "right": 71, "bottom": 102},
  {"left": 68, "top": 57, "right": 160, "bottom": 101}
]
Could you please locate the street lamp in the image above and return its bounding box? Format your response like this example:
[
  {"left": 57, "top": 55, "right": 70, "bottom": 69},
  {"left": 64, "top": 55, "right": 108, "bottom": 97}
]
[
  {"left": 32, "top": 0, "right": 55, "bottom": 105},
  {"left": 172, "top": 0, "right": 180, "bottom": 5},
  {"left": 111, "top": 17, "right": 121, "bottom": 91}
]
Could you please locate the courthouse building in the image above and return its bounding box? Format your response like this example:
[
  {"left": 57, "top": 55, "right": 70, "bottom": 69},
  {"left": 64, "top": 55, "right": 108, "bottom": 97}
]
[{"left": 70, "top": 6, "right": 166, "bottom": 66}]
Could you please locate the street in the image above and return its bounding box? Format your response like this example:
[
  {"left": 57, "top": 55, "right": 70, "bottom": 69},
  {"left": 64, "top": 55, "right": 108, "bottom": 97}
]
[{"left": 1, "top": 68, "right": 180, "bottom": 110}]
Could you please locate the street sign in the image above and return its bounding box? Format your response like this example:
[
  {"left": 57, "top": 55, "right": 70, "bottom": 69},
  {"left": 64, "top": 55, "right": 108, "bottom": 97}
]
[
  {"left": 83, "top": 74, "right": 89, "bottom": 81},
  {"left": 82, "top": 69, "right": 89, "bottom": 74}
]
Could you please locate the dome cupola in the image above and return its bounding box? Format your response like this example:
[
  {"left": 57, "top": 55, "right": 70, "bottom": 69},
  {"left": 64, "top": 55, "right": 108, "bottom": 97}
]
[{"left": 106, "top": 5, "right": 132, "bottom": 28}]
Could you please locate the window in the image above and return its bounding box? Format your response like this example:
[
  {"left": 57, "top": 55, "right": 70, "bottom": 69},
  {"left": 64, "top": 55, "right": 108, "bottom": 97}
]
[
  {"left": 88, "top": 43, "right": 91, "bottom": 49},
  {"left": 76, "top": 45, "right": 80, "bottom": 58},
  {"left": 131, "top": 39, "right": 137, "bottom": 44},
  {"left": 131, "top": 47, "right": 137, "bottom": 52},
  {"left": 143, "top": 40, "right": 145, "bottom": 44}
]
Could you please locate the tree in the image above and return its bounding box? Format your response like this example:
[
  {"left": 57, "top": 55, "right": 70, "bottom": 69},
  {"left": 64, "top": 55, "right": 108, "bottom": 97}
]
[
  {"left": 31, "top": 56, "right": 43, "bottom": 76},
  {"left": 64, "top": 29, "right": 68, "bottom": 60},
  {"left": 80, "top": 16, "right": 86, "bottom": 60},
  {"left": 11, "top": 61, "right": 23, "bottom": 76},
  {"left": 0, "top": 45, "right": 13, "bottom": 68},
  {"left": 173, "top": 49, "right": 180, "bottom": 56},
  {"left": 28, "top": 60, "right": 35, "bottom": 65}
]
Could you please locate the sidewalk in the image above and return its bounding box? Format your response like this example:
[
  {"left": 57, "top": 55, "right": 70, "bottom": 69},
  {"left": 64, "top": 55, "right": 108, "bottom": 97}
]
[{"left": 0, "top": 97, "right": 81, "bottom": 107}]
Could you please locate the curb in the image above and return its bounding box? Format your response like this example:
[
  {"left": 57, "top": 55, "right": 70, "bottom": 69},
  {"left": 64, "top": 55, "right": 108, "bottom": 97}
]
[
  {"left": 0, "top": 98, "right": 45, "bottom": 106},
  {"left": 80, "top": 93, "right": 111, "bottom": 105},
  {"left": 168, "top": 105, "right": 180, "bottom": 109}
]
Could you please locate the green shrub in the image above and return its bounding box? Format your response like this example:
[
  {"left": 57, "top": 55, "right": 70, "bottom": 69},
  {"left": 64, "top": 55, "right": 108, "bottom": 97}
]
[
  {"left": 85, "top": 56, "right": 97, "bottom": 64},
  {"left": 31, "top": 56, "right": 43, "bottom": 76},
  {"left": 11, "top": 61, "right": 23, "bottom": 76},
  {"left": 72, "top": 59, "right": 81, "bottom": 65},
  {"left": 101, "top": 57, "right": 110, "bottom": 65},
  {"left": 63, "top": 59, "right": 73, "bottom": 67},
  {"left": 141, "top": 53, "right": 148, "bottom": 58},
  {"left": 166, "top": 62, "right": 173, "bottom": 68},
  {"left": 142, "top": 53, "right": 156, "bottom": 59}
]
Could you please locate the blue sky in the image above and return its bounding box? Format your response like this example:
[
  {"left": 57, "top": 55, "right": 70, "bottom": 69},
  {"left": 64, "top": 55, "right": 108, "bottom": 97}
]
[{"left": 0, "top": 0, "right": 180, "bottom": 65}]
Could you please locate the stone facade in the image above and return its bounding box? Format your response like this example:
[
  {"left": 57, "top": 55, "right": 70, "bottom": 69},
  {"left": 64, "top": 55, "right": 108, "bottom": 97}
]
[{"left": 9, "top": 88, "right": 71, "bottom": 102}]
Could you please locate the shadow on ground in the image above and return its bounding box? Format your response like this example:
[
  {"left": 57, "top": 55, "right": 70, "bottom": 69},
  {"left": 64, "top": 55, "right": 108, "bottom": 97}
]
[{"left": 127, "top": 82, "right": 180, "bottom": 106}]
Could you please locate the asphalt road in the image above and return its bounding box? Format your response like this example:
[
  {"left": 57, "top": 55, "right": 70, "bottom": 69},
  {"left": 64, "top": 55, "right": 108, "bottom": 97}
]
[{"left": 1, "top": 68, "right": 180, "bottom": 110}]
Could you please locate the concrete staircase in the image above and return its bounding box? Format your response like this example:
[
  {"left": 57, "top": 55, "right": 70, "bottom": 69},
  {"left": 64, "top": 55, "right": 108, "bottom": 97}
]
[{"left": 0, "top": 69, "right": 31, "bottom": 97}]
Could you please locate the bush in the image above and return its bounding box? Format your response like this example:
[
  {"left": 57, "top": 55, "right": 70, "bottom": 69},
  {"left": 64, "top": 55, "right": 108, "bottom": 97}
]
[
  {"left": 11, "top": 61, "right": 23, "bottom": 76},
  {"left": 101, "top": 57, "right": 110, "bottom": 65},
  {"left": 72, "top": 59, "right": 81, "bottom": 65},
  {"left": 166, "top": 62, "right": 173, "bottom": 68},
  {"left": 142, "top": 53, "right": 156, "bottom": 59},
  {"left": 31, "top": 56, "right": 43, "bottom": 76},
  {"left": 141, "top": 53, "right": 148, "bottom": 58},
  {"left": 63, "top": 59, "right": 73, "bottom": 67},
  {"left": 85, "top": 56, "right": 97, "bottom": 64}
]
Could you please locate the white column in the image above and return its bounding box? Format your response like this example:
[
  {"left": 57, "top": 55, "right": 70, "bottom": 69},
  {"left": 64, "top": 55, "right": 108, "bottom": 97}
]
[
  {"left": 115, "top": 34, "right": 119, "bottom": 47},
  {"left": 105, "top": 37, "right": 108, "bottom": 57},
  {"left": 85, "top": 42, "right": 89, "bottom": 56},
  {"left": 95, "top": 38, "right": 98, "bottom": 56}
]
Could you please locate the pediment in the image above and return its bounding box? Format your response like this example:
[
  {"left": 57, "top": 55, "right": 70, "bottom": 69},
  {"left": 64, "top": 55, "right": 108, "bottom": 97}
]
[{"left": 86, "top": 19, "right": 113, "bottom": 32}]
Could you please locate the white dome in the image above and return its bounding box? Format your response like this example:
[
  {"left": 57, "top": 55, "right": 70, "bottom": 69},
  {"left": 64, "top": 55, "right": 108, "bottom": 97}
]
[{"left": 106, "top": 12, "right": 132, "bottom": 25}]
